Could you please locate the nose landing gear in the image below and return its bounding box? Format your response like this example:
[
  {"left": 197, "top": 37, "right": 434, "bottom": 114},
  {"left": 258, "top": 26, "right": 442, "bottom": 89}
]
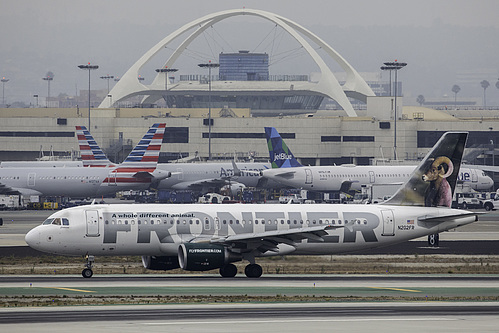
[{"left": 82, "top": 254, "right": 95, "bottom": 278}]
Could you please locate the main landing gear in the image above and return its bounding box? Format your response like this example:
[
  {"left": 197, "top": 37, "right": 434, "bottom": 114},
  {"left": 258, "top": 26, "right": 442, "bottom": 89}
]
[
  {"left": 219, "top": 263, "right": 263, "bottom": 278},
  {"left": 244, "top": 264, "right": 263, "bottom": 278},
  {"left": 82, "top": 254, "right": 95, "bottom": 278}
]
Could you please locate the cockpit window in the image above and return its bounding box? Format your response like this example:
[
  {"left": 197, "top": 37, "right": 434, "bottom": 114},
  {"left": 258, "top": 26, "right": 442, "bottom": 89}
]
[{"left": 42, "top": 218, "right": 69, "bottom": 226}]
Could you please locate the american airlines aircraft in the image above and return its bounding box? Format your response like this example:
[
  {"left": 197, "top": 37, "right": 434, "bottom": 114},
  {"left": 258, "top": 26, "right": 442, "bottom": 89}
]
[
  {"left": 0, "top": 124, "right": 170, "bottom": 198},
  {"left": 75, "top": 126, "right": 278, "bottom": 194},
  {"left": 25, "top": 132, "right": 479, "bottom": 278},
  {"left": 261, "top": 127, "right": 493, "bottom": 193},
  {"left": 154, "top": 161, "right": 274, "bottom": 194}
]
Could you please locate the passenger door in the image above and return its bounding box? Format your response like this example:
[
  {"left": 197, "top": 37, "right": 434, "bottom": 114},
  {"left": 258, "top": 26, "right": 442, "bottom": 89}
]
[
  {"left": 28, "top": 173, "right": 36, "bottom": 187},
  {"left": 369, "top": 171, "right": 375, "bottom": 184},
  {"left": 305, "top": 169, "right": 313, "bottom": 185},
  {"left": 85, "top": 210, "right": 100, "bottom": 237},
  {"left": 381, "top": 210, "right": 395, "bottom": 236}
]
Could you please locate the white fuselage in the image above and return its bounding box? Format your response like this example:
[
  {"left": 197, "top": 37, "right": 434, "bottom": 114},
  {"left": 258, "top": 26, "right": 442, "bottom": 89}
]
[
  {"left": 25, "top": 203, "right": 476, "bottom": 257},
  {"left": 262, "top": 165, "right": 492, "bottom": 192},
  {"left": 0, "top": 166, "right": 155, "bottom": 198},
  {"left": 155, "top": 162, "right": 276, "bottom": 191}
]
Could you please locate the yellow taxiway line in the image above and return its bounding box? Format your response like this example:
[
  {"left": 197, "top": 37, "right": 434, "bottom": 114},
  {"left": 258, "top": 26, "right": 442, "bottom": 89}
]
[
  {"left": 369, "top": 287, "right": 421, "bottom": 293},
  {"left": 44, "top": 287, "right": 95, "bottom": 293}
]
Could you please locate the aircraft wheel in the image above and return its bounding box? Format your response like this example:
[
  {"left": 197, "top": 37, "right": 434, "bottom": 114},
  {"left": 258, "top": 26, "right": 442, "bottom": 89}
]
[
  {"left": 245, "top": 264, "right": 263, "bottom": 278},
  {"left": 82, "top": 268, "right": 93, "bottom": 278},
  {"left": 219, "top": 264, "right": 237, "bottom": 277}
]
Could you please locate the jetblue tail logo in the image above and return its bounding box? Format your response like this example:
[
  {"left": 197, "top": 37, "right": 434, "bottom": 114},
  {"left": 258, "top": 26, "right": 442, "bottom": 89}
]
[
  {"left": 273, "top": 152, "right": 294, "bottom": 162},
  {"left": 264, "top": 127, "right": 303, "bottom": 168},
  {"left": 384, "top": 132, "right": 468, "bottom": 207}
]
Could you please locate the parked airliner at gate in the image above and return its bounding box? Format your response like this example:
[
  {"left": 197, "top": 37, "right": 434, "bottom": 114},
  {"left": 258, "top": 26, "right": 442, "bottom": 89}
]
[
  {"left": 0, "top": 124, "right": 170, "bottom": 198},
  {"left": 261, "top": 127, "right": 493, "bottom": 193},
  {"left": 25, "top": 132, "right": 479, "bottom": 278}
]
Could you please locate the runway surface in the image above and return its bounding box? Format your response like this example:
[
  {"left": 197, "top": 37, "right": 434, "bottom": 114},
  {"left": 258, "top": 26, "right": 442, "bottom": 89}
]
[
  {"left": 2, "top": 274, "right": 499, "bottom": 298},
  {"left": 1, "top": 302, "right": 499, "bottom": 332}
]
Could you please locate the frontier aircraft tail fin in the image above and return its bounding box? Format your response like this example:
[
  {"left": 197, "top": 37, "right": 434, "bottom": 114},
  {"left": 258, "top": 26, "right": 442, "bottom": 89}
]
[{"left": 383, "top": 132, "right": 468, "bottom": 207}]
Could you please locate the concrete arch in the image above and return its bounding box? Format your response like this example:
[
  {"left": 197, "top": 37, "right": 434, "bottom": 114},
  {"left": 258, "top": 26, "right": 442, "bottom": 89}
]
[{"left": 99, "top": 8, "right": 374, "bottom": 116}]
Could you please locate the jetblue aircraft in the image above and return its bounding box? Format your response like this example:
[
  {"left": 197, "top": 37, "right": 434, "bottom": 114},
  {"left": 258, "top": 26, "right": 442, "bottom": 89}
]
[
  {"left": 0, "top": 124, "right": 170, "bottom": 197},
  {"left": 261, "top": 127, "right": 493, "bottom": 193},
  {"left": 25, "top": 132, "right": 479, "bottom": 278}
]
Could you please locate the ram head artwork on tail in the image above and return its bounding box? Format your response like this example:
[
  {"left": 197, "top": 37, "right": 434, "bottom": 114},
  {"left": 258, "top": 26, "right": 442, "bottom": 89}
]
[
  {"left": 422, "top": 156, "right": 454, "bottom": 207},
  {"left": 384, "top": 132, "right": 466, "bottom": 207}
]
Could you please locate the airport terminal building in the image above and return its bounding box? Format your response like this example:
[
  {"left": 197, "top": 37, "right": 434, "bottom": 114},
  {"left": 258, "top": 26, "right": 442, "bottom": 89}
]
[{"left": 0, "top": 104, "right": 498, "bottom": 169}]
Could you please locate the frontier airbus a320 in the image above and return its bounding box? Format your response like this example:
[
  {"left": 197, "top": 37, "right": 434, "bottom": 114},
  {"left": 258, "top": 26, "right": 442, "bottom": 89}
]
[{"left": 25, "top": 132, "right": 479, "bottom": 278}]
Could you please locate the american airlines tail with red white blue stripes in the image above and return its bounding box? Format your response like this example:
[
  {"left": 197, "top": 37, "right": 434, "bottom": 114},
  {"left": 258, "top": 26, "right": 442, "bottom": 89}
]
[
  {"left": 75, "top": 126, "right": 114, "bottom": 167},
  {"left": 75, "top": 124, "right": 169, "bottom": 188}
]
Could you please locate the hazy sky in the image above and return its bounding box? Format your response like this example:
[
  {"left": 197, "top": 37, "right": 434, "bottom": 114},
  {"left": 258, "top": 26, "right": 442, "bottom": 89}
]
[{"left": 1, "top": 0, "right": 499, "bottom": 105}]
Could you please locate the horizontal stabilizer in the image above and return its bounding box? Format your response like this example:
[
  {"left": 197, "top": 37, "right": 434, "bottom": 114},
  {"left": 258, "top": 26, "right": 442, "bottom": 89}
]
[{"left": 418, "top": 211, "right": 480, "bottom": 223}]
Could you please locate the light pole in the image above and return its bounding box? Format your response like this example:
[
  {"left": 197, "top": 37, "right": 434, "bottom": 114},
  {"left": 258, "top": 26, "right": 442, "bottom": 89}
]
[
  {"left": 381, "top": 60, "right": 407, "bottom": 160},
  {"left": 100, "top": 75, "right": 114, "bottom": 94},
  {"left": 198, "top": 61, "right": 220, "bottom": 160},
  {"left": 155, "top": 66, "right": 178, "bottom": 108},
  {"left": 42, "top": 73, "right": 53, "bottom": 107},
  {"left": 78, "top": 63, "right": 99, "bottom": 131},
  {"left": 1, "top": 77, "right": 8, "bottom": 106}
]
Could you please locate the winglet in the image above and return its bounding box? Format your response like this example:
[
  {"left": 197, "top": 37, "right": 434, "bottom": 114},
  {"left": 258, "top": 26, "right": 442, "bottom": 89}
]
[
  {"left": 383, "top": 132, "right": 468, "bottom": 207},
  {"left": 264, "top": 127, "right": 303, "bottom": 168},
  {"left": 75, "top": 126, "right": 113, "bottom": 167}
]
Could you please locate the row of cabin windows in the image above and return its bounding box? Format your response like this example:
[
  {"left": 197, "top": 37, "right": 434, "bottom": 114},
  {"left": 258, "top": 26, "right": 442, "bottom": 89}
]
[
  {"left": 318, "top": 173, "right": 410, "bottom": 178},
  {"left": 104, "top": 218, "right": 369, "bottom": 226},
  {"left": 42, "top": 217, "right": 366, "bottom": 228},
  {"left": 0, "top": 176, "right": 100, "bottom": 180}
]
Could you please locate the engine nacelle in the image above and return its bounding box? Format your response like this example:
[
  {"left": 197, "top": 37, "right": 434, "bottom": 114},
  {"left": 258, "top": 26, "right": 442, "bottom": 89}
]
[
  {"left": 228, "top": 182, "right": 246, "bottom": 196},
  {"left": 178, "top": 244, "right": 232, "bottom": 271},
  {"left": 141, "top": 255, "right": 180, "bottom": 271}
]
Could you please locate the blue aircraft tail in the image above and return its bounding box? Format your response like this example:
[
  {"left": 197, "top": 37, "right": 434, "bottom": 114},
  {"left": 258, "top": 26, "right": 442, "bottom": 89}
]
[
  {"left": 264, "top": 127, "right": 303, "bottom": 168},
  {"left": 383, "top": 132, "right": 468, "bottom": 207}
]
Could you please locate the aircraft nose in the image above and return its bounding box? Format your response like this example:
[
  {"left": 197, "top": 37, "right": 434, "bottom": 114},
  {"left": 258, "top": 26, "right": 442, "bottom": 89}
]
[{"left": 25, "top": 228, "right": 40, "bottom": 248}]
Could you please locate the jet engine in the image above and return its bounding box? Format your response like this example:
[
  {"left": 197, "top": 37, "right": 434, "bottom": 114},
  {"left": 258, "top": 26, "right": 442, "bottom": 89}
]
[
  {"left": 141, "top": 255, "right": 180, "bottom": 271},
  {"left": 221, "top": 182, "right": 246, "bottom": 196},
  {"left": 178, "top": 244, "right": 240, "bottom": 271},
  {"left": 229, "top": 182, "right": 246, "bottom": 196}
]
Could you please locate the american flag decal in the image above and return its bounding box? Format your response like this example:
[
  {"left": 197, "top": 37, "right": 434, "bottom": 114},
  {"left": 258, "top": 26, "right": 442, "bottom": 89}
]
[{"left": 407, "top": 220, "right": 414, "bottom": 224}]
